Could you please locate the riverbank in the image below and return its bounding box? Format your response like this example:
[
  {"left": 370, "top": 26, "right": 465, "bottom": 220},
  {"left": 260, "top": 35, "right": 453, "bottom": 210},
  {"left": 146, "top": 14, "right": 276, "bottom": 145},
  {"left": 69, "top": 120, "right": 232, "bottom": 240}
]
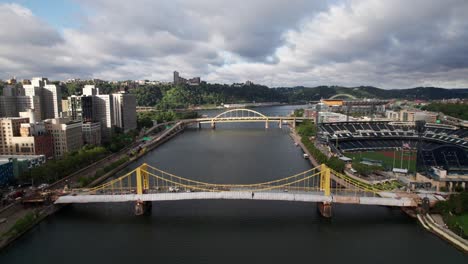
[
  {"left": 289, "top": 129, "right": 320, "bottom": 168},
  {"left": 417, "top": 214, "right": 468, "bottom": 253},
  {"left": 292, "top": 125, "right": 467, "bottom": 253},
  {"left": 0, "top": 123, "right": 186, "bottom": 251}
]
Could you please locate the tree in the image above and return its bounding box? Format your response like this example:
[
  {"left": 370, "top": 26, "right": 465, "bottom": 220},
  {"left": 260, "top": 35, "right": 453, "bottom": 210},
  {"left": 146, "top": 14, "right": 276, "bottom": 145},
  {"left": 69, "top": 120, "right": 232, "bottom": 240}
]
[
  {"left": 352, "top": 163, "right": 383, "bottom": 177},
  {"left": 293, "top": 108, "right": 304, "bottom": 117},
  {"left": 131, "top": 85, "right": 163, "bottom": 106}
]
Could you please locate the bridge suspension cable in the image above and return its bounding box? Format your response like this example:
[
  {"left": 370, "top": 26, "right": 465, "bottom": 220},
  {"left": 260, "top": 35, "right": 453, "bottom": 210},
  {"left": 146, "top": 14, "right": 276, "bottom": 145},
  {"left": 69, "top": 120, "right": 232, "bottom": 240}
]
[
  {"left": 73, "top": 163, "right": 392, "bottom": 198},
  {"left": 75, "top": 163, "right": 328, "bottom": 195}
]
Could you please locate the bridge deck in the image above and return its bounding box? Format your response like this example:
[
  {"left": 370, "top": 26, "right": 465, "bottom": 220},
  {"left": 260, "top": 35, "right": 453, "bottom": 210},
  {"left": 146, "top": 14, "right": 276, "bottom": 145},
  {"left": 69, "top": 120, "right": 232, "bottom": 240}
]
[{"left": 55, "top": 191, "right": 416, "bottom": 207}]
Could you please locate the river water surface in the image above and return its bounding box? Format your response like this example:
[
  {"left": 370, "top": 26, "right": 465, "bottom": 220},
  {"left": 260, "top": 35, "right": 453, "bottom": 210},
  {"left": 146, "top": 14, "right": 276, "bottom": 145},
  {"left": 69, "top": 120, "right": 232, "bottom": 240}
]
[{"left": 0, "top": 105, "right": 466, "bottom": 263}]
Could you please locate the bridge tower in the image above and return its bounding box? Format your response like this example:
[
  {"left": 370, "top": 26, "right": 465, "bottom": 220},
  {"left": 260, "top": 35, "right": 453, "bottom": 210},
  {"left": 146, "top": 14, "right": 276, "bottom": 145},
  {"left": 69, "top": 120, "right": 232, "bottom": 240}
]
[
  {"left": 135, "top": 163, "right": 152, "bottom": 215},
  {"left": 318, "top": 164, "right": 332, "bottom": 218}
]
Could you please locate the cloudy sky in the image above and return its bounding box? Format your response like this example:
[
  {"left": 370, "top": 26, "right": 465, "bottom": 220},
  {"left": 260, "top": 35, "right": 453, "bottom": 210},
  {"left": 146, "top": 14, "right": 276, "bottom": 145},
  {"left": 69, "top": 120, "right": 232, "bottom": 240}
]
[{"left": 1, "top": 0, "right": 468, "bottom": 88}]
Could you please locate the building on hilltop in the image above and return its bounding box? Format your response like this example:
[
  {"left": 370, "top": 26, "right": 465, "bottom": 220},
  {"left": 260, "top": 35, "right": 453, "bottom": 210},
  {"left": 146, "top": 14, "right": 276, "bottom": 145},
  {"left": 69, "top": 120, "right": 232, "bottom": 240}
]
[{"left": 173, "top": 71, "right": 201, "bottom": 86}]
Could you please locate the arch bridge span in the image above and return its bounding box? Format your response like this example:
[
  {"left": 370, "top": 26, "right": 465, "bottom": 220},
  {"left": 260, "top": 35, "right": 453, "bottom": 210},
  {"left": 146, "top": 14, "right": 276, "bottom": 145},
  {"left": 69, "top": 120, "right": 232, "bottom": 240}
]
[
  {"left": 329, "top": 94, "right": 357, "bottom": 100},
  {"left": 189, "top": 108, "right": 310, "bottom": 129}
]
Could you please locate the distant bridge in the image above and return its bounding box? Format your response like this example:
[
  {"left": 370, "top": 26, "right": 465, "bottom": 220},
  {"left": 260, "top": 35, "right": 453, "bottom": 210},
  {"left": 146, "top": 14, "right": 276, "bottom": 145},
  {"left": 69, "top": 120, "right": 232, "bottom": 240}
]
[
  {"left": 188, "top": 108, "right": 309, "bottom": 129},
  {"left": 56, "top": 163, "right": 421, "bottom": 217},
  {"left": 144, "top": 109, "right": 311, "bottom": 134},
  {"left": 329, "top": 94, "right": 357, "bottom": 100}
]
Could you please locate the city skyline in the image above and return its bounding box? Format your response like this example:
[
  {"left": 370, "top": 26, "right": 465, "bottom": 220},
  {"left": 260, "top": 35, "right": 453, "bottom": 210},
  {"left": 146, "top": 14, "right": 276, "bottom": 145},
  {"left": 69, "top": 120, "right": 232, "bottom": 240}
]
[{"left": 0, "top": 0, "right": 468, "bottom": 88}]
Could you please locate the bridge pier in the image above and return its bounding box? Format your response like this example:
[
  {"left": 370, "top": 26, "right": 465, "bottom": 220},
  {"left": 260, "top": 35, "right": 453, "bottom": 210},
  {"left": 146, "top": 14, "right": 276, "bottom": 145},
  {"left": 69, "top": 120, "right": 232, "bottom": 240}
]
[
  {"left": 318, "top": 202, "right": 332, "bottom": 218},
  {"left": 135, "top": 200, "right": 152, "bottom": 216},
  {"left": 279, "top": 119, "right": 282, "bottom": 129},
  {"left": 198, "top": 122, "right": 201, "bottom": 129},
  {"left": 265, "top": 121, "right": 269, "bottom": 129},
  {"left": 211, "top": 121, "right": 216, "bottom": 129}
]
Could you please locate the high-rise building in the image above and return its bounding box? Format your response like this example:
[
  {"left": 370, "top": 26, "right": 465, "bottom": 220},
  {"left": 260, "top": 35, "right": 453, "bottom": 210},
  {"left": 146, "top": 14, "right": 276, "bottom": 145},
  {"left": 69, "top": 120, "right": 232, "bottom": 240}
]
[
  {"left": 44, "top": 118, "right": 83, "bottom": 159},
  {"left": 0, "top": 117, "right": 29, "bottom": 155},
  {"left": 67, "top": 95, "right": 82, "bottom": 121},
  {"left": 94, "top": 94, "right": 114, "bottom": 142},
  {"left": 83, "top": 85, "right": 99, "bottom": 96},
  {"left": 81, "top": 96, "right": 94, "bottom": 123},
  {"left": 82, "top": 122, "right": 101, "bottom": 146},
  {"left": 43, "top": 84, "right": 62, "bottom": 118},
  {"left": 0, "top": 96, "right": 41, "bottom": 121},
  {"left": 23, "top": 77, "right": 61, "bottom": 120},
  {"left": 173, "top": 71, "right": 180, "bottom": 84},
  {"left": 112, "top": 92, "right": 137, "bottom": 132},
  {"left": 3, "top": 85, "right": 24, "bottom": 96},
  {"left": 173, "top": 71, "right": 201, "bottom": 85},
  {"left": 0, "top": 117, "right": 53, "bottom": 157},
  {"left": 60, "top": 85, "right": 136, "bottom": 143}
]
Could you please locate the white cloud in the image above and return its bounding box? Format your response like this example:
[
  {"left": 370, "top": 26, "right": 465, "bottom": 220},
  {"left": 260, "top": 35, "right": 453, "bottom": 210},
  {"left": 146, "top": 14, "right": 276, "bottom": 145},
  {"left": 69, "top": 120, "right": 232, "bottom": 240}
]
[{"left": 1, "top": 0, "right": 468, "bottom": 88}]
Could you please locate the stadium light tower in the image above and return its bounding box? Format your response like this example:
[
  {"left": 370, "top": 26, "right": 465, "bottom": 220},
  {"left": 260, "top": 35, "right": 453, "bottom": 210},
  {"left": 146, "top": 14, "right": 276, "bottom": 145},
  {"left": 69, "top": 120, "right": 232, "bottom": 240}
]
[{"left": 415, "top": 120, "right": 426, "bottom": 172}]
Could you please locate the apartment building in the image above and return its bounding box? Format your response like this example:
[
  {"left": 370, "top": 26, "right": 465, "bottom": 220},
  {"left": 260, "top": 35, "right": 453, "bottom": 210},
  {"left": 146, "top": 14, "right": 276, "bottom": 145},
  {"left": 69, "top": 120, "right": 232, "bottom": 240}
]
[
  {"left": 82, "top": 122, "right": 102, "bottom": 146},
  {"left": 0, "top": 117, "right": 53, "bottom": 157},
  {"left": 23, "top": 77, "right": 61, "bottom": 120},
  {"left": 45, "top": 118, "right": 83, "bottom": 158},
  {"left": 0, "top": 96, "right": 42, "bottom": 121}
]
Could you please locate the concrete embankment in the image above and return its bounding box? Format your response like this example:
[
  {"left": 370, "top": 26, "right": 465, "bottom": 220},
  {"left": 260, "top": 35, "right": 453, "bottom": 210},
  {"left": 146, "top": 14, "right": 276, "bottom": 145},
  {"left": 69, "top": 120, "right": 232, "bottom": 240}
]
[
  {"left": 417, "top": 214, "right": 468, "bottom": 253},
  {"left": 289, "top": 130, "right": 320, "bottom": 167}
]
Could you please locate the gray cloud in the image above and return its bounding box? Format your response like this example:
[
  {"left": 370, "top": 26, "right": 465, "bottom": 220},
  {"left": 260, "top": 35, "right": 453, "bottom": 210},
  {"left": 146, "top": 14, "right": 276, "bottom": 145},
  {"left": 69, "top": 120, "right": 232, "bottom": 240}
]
[{"left": 1, "top": 0, "right": 468, "bottom": 88}]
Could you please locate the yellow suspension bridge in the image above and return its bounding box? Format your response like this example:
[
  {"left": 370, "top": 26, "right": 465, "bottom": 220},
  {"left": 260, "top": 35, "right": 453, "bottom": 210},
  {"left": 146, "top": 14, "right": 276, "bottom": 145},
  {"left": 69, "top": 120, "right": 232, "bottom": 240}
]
[{"left": 56, "top": 163, "right": 421, "bottom": 216}]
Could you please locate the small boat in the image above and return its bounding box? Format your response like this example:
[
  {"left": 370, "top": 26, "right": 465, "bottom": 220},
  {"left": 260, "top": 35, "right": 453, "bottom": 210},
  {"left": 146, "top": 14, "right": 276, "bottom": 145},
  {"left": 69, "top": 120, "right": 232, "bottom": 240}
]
[
  {"left": 294, "top": 142, "right": 299, "bottom": 146},
  {"left": 303, "top": 153, "right": 309, "bottom": 159}
]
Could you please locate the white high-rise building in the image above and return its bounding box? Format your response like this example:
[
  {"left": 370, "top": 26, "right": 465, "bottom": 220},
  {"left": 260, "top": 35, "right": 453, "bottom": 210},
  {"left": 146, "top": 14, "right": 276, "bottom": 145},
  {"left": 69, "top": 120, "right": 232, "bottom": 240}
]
[
  {"left": 94, "top": 94, "right": 114, "bottom": 142},
  {"left": 43, "top": 84, "right": 61, "bottom": 118},
  {"left": 112, "top": 92, "right": 137, "bottom": 132},
  {"left": 80, "top": 86, "right": 136, "bottom": 141},
  {"left": 23, "top": 77, "right": 61, "bottom": 120},
  {"left": 83, "top": 85, "right": 99, "bottom": 96}
]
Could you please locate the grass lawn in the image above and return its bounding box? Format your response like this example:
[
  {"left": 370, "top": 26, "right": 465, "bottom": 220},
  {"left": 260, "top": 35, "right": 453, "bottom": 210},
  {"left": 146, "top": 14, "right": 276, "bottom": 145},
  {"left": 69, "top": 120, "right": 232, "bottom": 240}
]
[
  {"left": 345, "top": 150, "right": 417, "bottom": 173},
  {"left": 455, "top": 214, "right": 468, "bottom": 237}
]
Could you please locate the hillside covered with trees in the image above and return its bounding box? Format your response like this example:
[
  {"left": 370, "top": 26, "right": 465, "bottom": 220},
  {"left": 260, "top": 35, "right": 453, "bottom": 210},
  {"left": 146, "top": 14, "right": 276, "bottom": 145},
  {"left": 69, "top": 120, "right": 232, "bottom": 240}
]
[
  {"left": 422, "top": 103, "right": 468, "bottom": 120},
  {"left": 45, "top": 81, "right": 468, "bottom": 109}
]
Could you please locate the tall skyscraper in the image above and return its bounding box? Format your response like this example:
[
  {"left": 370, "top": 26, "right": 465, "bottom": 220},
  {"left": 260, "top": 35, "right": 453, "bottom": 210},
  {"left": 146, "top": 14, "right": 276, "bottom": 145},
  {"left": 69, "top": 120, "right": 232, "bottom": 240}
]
[
  {"left": 23, "top": 77, "right": 61, "bottom": 120},
  {"left": 173, "top": 71, "right": 180, "bottom": 84},
  {"left": 0, "top": 96, "right": 41, "bottom": 121},
  {"left": 94, "top": 94, "right": 114, "bottom": 142},
  {"left": 112, "top": 92, "right": 137, "bottom": 132}
]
